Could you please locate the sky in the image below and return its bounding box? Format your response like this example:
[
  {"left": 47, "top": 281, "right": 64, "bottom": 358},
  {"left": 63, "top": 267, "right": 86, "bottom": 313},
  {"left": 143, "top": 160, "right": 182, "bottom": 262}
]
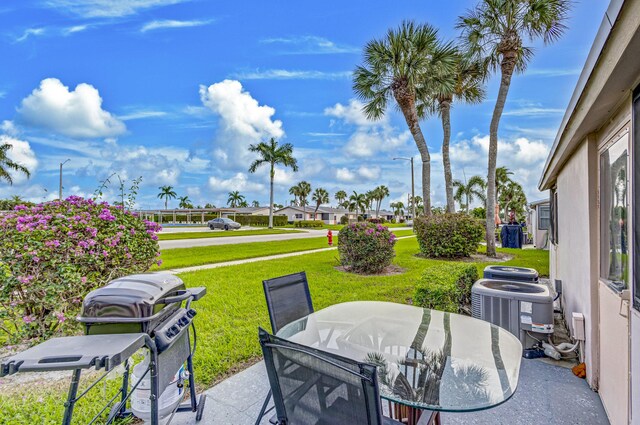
[{"left": 0, "top": 0, "right": 609, "bottom": 210}]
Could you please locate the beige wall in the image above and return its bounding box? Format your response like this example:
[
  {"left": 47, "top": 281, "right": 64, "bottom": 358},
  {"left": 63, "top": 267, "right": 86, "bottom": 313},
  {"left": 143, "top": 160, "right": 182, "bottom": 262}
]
[{"left": 551, "top": 139, "right": 599, "bottom": 387}]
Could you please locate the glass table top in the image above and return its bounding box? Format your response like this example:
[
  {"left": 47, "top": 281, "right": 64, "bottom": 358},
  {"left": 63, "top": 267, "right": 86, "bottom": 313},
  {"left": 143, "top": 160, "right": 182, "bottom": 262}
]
[{"left": 276, "top": 301, "right": 522, "bottom": 412}]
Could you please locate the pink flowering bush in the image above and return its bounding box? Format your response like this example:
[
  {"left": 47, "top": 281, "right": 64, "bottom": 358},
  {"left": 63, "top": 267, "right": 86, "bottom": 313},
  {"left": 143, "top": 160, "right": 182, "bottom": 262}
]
[
  {"left": 0, "top": 196, "right": 161, "bottom": 342},
  {"left": 337, "top": 222, "right": 397, "bottom": 274}
]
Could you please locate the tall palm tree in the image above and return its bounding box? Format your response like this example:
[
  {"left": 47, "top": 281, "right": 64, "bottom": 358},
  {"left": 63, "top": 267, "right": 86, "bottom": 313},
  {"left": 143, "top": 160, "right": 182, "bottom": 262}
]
[
  {"left": 157, "top": 185, "right": 177, "bottom": 209},
  {"left": 227, "top": 191, "right": 245, "bottom": 208},
  {"left": 248, "top": 137, "right": 299, "bottom": 228},
  {"left": 390, "top": 201, "right": 405, "bottom": 219},
  {"left": 0, "top": 143, "right": 31, "bottom": 185},
  {"left": 311, "top": 188, "right": 329, "bottom": 220},
  {"left": 348, "top": 191, "right": 367, "bottom": 216},
  {"left": 457, "top": 0, "right": 571, "bottom": 255},
  {"left": 365, "top": 190, "right": 375, "bottom": 213},
  {"left": 453, "top": 175, "right": 487, "bottom": 214},
  {"left": 373, "top": 185, "right": 390, "bottom": 217},
  {"left": 289, "top": 185, "right": 300, "bottom": 206},
  {"left": 353, "top": 21, "right": 457, "bottom": 216},
  {"left": 411, "top": 195, "right": 424, "bottom": 215},
  {"left": 499, "top": 180, "right": 527, "bottom": 221},
  {"left": 178, "top": 195, "right": 193, "bottom": 209},
  {"left": 296, "top": 181, "right": 312, "bottom": 219},
  {"left": 427, "top": 50, "right": 486, "bottom": 212},
  {"left": 335, "top": 190, "right": 348, "bottom": 208},
  {"left": 251, "top": 200, "right": 260, "bottom": 207},
  {"left": 495, "top": 166, "right": 514, "bottom": 204},
  {"left": 239, "top": 200, "right": 249, "bottom": 208}
]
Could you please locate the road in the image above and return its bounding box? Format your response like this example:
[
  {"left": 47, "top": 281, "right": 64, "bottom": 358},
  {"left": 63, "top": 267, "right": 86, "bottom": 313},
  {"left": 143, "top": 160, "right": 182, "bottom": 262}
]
[{"left": 158, "top": 227, "right": 413, "bottom": 249}]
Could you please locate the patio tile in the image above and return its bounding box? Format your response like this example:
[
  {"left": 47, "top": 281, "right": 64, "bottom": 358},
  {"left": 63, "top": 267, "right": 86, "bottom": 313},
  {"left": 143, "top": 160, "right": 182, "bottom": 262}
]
[{"left": 171, "top": 359, "right": 608, "bottom": 424}]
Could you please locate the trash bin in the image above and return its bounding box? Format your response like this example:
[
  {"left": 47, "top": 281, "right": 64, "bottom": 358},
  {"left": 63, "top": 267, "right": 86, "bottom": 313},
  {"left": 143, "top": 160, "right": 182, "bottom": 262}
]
[{"left": 483, "top": 265, "right": 539, "bottom": 283}]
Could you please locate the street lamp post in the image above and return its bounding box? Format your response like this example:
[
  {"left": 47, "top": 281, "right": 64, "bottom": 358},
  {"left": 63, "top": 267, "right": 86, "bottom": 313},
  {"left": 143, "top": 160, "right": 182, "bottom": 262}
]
[
  {"left": 59, "top": 159, "right": 70, "bottom": 200},
  {"left": 393, "top": 157, "right": 416, "bottom": 220}
]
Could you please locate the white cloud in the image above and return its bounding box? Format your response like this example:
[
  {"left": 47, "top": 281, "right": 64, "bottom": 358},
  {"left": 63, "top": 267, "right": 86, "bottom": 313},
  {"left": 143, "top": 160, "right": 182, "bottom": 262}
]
[
  {"left": 336, "top": 168, "right": 356, "bottom": 182},
  {"left": 357, "top": 165, "right": 380, "bottom": 180},
  {"left": 325, "top": 99, "right": 410, "bottom": 158},
  {"left": 503, "top": 107, "right": 565, "bottom": 117},
  {"left": 45, "top": 0, "right": 190, "bottom": 18},
  {"left": 261, "top": 36, "right": 359, "bottom": 54},
  {"left": 119, "top": 110, "right": 167, "bottom": 120},
  {"left": 526, "top": 68, "right": 581, "bottom": 77},
  {"left": 16, "top": 28, "right": 45, "bottom": 42},
  {"left": 208, "top": 173, "right": 265, "bottom": 193},
  {"left": 199, "top": 79, "right": 283, "bottom": 166},
  {"left": 233, "top": 69, "right": 351, "bottom": 80},
  {"left": 0, "top": 135, "right": 38, "bottom": 184},
  {"left": 141, "top": 19, "right": 214, "bottom": 32},
  {"left": 1, "top": 121, "right": 18, "bottom": 136},
  {"left": 18, "top": 78, "right": 126, "bottom": 138},
  {"left": 64, "top": 25, "right": 90, "bottom": 35}
]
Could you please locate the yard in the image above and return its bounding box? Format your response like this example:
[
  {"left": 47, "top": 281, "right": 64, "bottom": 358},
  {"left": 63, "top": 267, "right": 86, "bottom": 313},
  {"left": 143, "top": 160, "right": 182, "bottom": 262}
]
[
  {"left": 158, "top": 228, "right": 302, "bottom": 241},
  {"left": 0, "top": 236, "right": 548, "bottom": 423}
]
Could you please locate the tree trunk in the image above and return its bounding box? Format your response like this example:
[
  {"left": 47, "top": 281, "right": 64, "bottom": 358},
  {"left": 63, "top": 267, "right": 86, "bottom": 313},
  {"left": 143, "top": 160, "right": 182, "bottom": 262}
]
[
  {"left": 268, "top": 164, "right": 274, "bottom": 229},
  {"left": 393, "top": 83, "right": 431, "bottom": 216},
  {"left": 486, "top": 53, "right": 516, "bottom": 257},
  {"left": 440, "top": 100, "right": 455, "bottom": 213},
  {"left": 165, "top": 198, "right": 167, "bottom": 209}
]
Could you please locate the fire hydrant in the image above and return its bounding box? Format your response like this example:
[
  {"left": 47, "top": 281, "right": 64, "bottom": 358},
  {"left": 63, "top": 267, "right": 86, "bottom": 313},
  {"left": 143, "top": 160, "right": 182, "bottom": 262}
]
[{"left": 327, "top": 230, "right": 333, "bottom": 246}]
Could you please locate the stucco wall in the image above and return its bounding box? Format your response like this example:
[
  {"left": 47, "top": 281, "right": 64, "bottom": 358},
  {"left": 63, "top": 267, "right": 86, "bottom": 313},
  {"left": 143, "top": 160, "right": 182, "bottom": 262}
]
[{"left": 552, "top": 140, "right": 598, "bottom": 386}]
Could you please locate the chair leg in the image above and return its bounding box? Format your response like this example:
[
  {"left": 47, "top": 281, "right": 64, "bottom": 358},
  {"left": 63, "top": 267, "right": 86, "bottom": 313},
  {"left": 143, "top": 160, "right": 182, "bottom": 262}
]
[{"left": 255, "top": 390, "right": 272, "bottom": 425}]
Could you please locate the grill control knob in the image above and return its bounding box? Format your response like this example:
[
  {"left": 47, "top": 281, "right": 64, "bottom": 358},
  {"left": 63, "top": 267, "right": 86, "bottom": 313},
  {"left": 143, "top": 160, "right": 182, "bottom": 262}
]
[{"left": 179, "top": 317, "right": 190, "bottom": 327}]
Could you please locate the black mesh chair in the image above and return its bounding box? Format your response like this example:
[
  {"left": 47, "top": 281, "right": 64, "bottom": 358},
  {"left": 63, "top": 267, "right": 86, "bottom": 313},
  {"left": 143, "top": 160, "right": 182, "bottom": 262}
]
[
  {"left": 259, "top": 328, "right": 403, "bottom": 425},
  {"left": 256, "top": 272, "right": 314, "bottom": 424}
]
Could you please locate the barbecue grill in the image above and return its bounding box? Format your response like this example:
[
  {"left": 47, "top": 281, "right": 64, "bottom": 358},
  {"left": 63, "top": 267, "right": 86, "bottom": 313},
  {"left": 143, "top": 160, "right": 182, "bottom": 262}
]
[{"left": 1, "top": 272, "right": 207, "bottom": 425}]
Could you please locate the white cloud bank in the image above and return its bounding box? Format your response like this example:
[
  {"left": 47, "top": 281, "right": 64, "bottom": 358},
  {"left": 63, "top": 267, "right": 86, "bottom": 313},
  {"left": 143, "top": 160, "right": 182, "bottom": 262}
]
[
  {"left": 0, "top": 135, "right": 38, "bottom": 184},
  {"left": 18, "top": 78, "right": 126, "bottom": 138},
  {"left": 141, "top": 19, "right": 214, "bottom": 32},
  {"left": 45, "top": 0, "right": 190, "bottom": 18}
]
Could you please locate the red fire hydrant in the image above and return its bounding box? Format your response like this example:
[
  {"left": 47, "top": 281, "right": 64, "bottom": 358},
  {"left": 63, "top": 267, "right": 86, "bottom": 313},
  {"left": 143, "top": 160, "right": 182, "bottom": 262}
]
[{"left": 327, "top": 230, "right": 333, "bottom": 246}]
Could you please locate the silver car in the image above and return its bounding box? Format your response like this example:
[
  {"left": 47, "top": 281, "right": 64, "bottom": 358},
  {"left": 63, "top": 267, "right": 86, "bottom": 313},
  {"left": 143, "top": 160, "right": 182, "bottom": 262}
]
[{"left": 208, "top": 217, "right": 241, "bottom": 231}]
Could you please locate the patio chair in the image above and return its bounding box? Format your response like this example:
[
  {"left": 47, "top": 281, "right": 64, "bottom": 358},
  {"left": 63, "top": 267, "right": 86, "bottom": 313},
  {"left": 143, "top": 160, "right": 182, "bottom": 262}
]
[
  {"left": 258, "top": 328, "right": 403, "bottom": 425},
  {"left": 255, "top": 272, "right": 314, "bottom": 424}
]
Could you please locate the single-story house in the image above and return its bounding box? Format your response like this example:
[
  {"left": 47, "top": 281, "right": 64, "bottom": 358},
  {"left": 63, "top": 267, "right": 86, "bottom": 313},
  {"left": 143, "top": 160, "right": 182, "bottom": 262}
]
[
  {"left": 526, "top": 199, "right": 550, "bottom": 250},
  {"left": 274, "top": 206, "right": 357, "bottom": 224},
  {"left": 365, "top": 209, "right": 395, "bottom": 221},
  {"left": 538, "top": 1, "right": 639, "bottom": 423},
  {"left": 221, "top": 206, "right": 271, "bottom": 218}
]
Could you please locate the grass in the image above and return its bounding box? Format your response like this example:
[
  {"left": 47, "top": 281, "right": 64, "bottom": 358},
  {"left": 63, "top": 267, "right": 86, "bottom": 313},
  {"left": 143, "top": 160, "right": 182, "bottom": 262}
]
[
  {"left": 158, "top": 228, "right": 302, "bottom": 241},
  {"left": 154, "top": 229, "right": 416, "bottom": 270},
  {"left": 0, "top": 238, "right": 548, "bottom": 423}
]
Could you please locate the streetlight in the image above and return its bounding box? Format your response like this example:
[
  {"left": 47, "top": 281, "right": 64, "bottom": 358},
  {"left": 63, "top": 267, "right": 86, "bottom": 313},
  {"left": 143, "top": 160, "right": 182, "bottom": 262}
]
[
  {"left": 59, "top": 159, "right": 70, "bottom": 200},
  {"left": 393, "top": 157, "right": 415, "bottom": 220}
]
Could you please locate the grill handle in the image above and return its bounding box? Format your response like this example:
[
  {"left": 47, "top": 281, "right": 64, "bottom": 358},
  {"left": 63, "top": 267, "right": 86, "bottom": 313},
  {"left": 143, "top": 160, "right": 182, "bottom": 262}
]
[{"left": 162, "top": 287, "right": 207, "bottom": 305}]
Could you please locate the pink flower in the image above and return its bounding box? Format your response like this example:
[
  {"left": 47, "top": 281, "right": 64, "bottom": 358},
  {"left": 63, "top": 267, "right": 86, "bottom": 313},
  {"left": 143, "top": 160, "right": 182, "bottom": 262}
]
[
  {"left": 156, "top": 260, "right": 163, "bottom": 266},
  {"left": 22, "top": 315, "right": 35, "bottom": 324},
  {"left": 81, "top": 276, "right": 87, "bottom": 284},
  {"left": 55, "top": 312, "right": 65, "bottom": 323}
]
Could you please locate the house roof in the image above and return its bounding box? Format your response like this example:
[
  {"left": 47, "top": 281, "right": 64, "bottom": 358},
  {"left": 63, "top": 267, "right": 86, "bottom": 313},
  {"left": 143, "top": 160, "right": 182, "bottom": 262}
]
[
  {"left": 529, "top": 199, "right": 550, "bottom": 207},
  {"left": 539, "top": 0, "right": 639, "bottom": 190},
  {"left": 225, "top": 207, "right": 269, "bottom": 214}
]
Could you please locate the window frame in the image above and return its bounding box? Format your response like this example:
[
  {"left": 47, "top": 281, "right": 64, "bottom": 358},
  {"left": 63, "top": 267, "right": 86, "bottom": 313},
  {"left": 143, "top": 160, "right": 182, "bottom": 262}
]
[{"left": 538, "top": 205, "right": 551, "bottom": 231}]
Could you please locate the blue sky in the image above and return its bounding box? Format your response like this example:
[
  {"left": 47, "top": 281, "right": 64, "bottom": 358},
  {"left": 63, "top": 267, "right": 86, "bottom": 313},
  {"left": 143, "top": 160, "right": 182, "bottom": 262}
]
[{"left": 0, "top": 0, "right": 608, "bottom": 209}]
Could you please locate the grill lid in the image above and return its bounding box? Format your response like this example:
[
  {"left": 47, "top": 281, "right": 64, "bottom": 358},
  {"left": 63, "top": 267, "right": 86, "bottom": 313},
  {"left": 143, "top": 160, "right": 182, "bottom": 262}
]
[{"left": 79, "top": 273, "right": 186, "bottom": 322}]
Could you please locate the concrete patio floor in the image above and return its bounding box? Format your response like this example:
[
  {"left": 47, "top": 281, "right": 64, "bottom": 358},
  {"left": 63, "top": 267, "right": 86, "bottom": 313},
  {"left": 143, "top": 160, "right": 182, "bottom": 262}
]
[{"left": 172, "top": 358, "right": 609, "bottom": 425}]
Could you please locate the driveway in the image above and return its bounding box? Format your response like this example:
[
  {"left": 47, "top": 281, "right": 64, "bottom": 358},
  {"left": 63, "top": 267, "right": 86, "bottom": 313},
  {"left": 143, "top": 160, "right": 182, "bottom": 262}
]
[{"left": 159, "top": 229, "right": 331, "bottom": 249}]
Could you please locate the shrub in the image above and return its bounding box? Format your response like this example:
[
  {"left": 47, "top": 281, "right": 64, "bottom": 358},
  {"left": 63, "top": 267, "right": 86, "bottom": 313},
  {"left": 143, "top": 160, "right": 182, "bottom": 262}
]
[
  {"left": 294, "top": 220, "right": 324, "bottom": 228},
  {"left": 338, "top": 222, "right": 396, "bottom": 274},
  {"left": 339, "top": 215, "right": 349, "bottom": 225},
  {"left": 414, "top": 213, "right": 484, "bottom": 258},
  {"left": 367, "top": 217, "right": 386, "bottom": 224},
  {"left": 0, "top": 197, "right": 161, "bottom": 342},
  {"left": 231, "top": 215, "right": 288, "bottom": 227},
  {"left": 413, "top": 264, "right": 478, "bottom": 313},
  {"left": 0, "top": 199, "right": 34, "bottom": 211}
]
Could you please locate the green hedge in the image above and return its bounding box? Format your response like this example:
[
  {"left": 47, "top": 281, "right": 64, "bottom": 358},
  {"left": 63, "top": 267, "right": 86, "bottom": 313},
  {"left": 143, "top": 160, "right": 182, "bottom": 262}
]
[
  {"left": 413, "top": 264, "right": 478, "bottom": 313},
  {"left": 294, "top": 220, "right": 325, "bottom": 228},
  {"left": 233, "top": 215, "right": 288, "bottom": 227},
  {"left": 414, "top": 213, "right": 484, "bottom": 258}
]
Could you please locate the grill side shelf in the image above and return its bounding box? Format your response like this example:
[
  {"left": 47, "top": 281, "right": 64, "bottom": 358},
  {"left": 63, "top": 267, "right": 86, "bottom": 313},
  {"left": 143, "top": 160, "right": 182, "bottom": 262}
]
[{"left": 0, "top": 333, "right": 147, "bottom": 376}]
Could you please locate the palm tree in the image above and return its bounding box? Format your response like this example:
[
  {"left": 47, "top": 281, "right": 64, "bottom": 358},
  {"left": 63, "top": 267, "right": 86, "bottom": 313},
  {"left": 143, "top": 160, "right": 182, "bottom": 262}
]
[
  {"left": 453, "top": 175, "right": 487, "bottom": 214},
  {"left": 227, "top": 191, "right": 245, "bottom": 208},
  {"left": 239, "top": 200, "right": 249, "bottom": 208},
  {"left": 248, "top": 137, "right": 299, "bottom": 228},
  {"left": 0, "top": 143, "right": 31, "bottom": 185},
  {"left": 495, "top": 166, "right": 514, "bottom": 204},
  {"left": 390, "top": 201, "right": 405, "bottom": 219},
  {"left": 373, "top": 185, "right": 390, "bottom": 217},
  {"left": 251, "top": 200, "right": 260, "bottom": 207},
  {"left": 296, "top": 181, "right": 312, "bottom": 219},
  {"left": 178, "top": 195, "right": 193, "bottom": 209},
  {"left": 335, "top": 190, "right": 348, "bottom": 208},
  {"left": 427, "top": 50, "right": 486, "bottom": 212},
  {"left": 353, "top": 21, "right": 457, "bottom": 216},
  {"left": 457, "top": 0, "right": 571, "bottom": 255},
  {"left": 499, "top": 180, "right": 527, "bottom": 222},
  {"left": 157, "top": 185, "right": 177, "bottom": 209},
  {"left": 410, "top": 195, "right": 424, "bottom": 215},
  {"left": 311, "top": 188, "right": 329, "bottom": 220},
  {"left": 348, "top": 191, "right": 367, "bottom": 216},
  {"left": 365, "top": 190, "right": 375, "bottom": 213},
  {"left": 288, "top": 185, "right": 300, "bottom": 206}
]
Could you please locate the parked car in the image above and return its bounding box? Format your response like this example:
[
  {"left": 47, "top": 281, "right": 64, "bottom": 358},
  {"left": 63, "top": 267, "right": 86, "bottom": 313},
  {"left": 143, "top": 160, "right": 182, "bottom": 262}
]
[{"left": 208, "top": 217, "right": 241, "bottom": 231}]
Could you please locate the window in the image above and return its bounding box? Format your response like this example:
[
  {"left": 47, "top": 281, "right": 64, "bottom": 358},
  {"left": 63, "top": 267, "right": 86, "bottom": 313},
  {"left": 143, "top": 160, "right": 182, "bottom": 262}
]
[
  {"left": 600, "top": 132, "right": 629, "bottom": 291},
  {"left": 633, "top": 85, "right": 640, "bottom": 310},
  {"left": 295, "top": 214, "right": 303, "bottom": 219},
  {"left": 538, "top": 205, "right": 550, "bottom": 230}
]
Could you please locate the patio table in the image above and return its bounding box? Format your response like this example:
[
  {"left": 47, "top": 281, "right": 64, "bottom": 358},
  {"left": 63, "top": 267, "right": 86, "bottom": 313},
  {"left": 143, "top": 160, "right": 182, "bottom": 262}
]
[{"left": 276, "top": 301, "right": 523, "bottom": 425}]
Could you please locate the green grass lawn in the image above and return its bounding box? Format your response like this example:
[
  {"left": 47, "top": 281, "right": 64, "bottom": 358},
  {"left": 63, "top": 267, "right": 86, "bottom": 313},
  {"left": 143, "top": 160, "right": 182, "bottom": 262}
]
[
  {"left": 0, "top": 238, "right": 548, "bottom": 423},
  {"left": 155, "top": 230, "right": 416, "bottom": 270},
  {"left": 158, "top": 228, "right": 302, "bottom": 241}
]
